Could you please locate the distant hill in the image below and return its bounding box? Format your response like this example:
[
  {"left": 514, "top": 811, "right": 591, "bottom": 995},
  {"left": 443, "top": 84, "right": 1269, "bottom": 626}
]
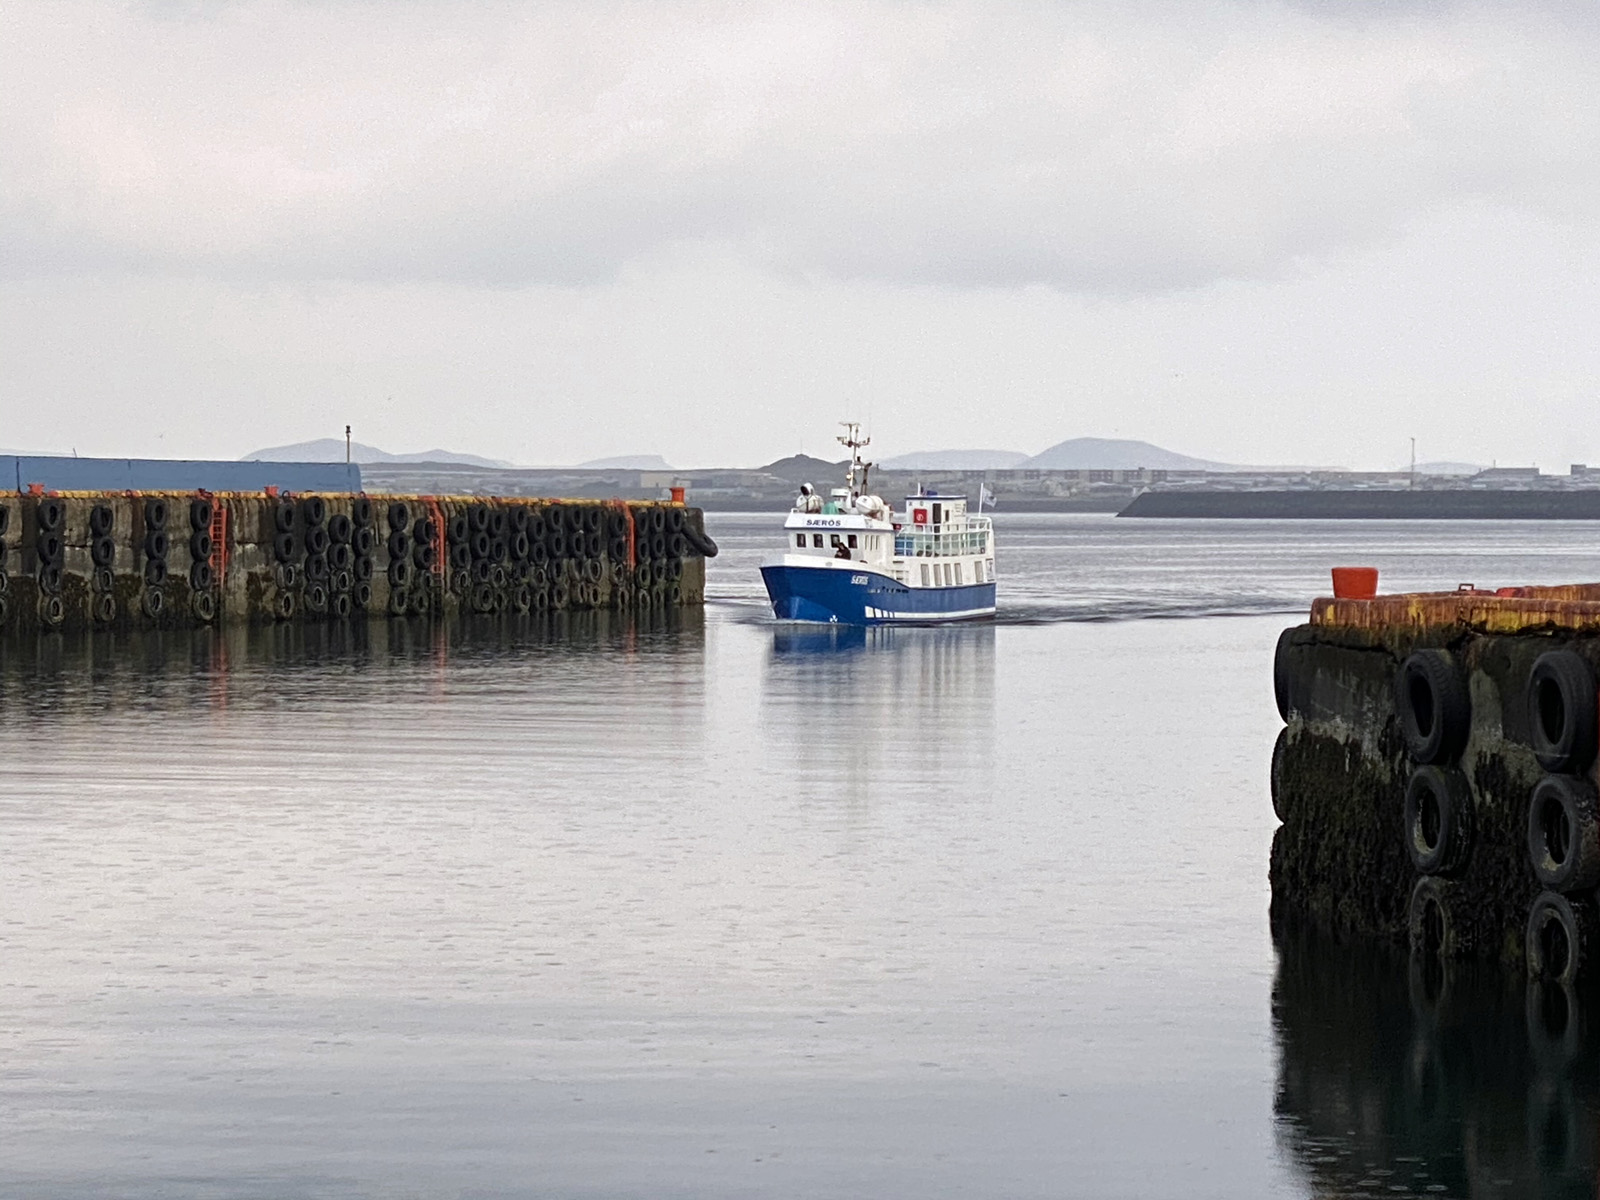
[
  {"left": 244, "top": 438, "right": 512, "bottom": 468},
  {"left": 579, "top": 454, "right": 674, "bottom": 470},
  {"left": 877, "top": 449, "right": 1029, "bottom": 471},
  {"left": 759, "top": 454, "right": 847, "bottom": 484},
  {"left": 1022, "top": 437, "right": 1236, "bottom": 471}
]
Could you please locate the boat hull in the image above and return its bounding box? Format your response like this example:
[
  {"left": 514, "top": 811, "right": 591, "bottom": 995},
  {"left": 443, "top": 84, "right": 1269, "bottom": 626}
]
[{"left": 760, "top": 564, "right": 996, "bottom": 625}]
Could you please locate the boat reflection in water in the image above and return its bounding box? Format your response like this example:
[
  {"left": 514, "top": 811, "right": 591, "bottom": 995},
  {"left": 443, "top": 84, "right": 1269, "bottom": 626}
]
[
  {"left": 1274, "top": 923, "right": 1600, "bottom": 1199},
  {"left": 764, "top": 623, "right": 995, "bottom": 805}
]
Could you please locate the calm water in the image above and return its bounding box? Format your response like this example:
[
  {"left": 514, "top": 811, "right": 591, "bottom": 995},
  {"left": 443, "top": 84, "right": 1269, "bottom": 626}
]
[{"left": 5, "top": 514, "right": 1600, "bottom": 1198}]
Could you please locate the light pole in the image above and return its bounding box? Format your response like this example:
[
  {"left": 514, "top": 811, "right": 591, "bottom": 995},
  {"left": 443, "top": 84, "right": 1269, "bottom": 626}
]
[{"left": 346, "top": 425, "right": 351, "bottom": 464}]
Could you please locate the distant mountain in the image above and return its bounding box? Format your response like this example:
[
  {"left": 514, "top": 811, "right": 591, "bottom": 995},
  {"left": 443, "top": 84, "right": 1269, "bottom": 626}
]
[
  {"left": 579, "top": 454, "right": 674, "bottom": 470},
  {"left": 759, "top": 454, "right": 847, "bottom": 484},
  {"left": 877, "top": 449, "right": 1029, "bottom": 471},
  {"left": 244, "top": 438, "right": 512, "bottom": 468},
  {"left": 1022, "top": 437, "right": 1236, "bottom": 471}
]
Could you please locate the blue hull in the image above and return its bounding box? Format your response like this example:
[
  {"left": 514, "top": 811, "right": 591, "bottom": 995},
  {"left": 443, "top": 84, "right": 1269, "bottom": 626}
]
[{"left": 761, "top": 564, "right": 995, "bottom": 625}]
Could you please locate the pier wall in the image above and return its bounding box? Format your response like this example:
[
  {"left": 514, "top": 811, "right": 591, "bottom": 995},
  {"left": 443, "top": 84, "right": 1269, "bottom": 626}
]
[
  {"left": 1271, "top": 587, "right": 1600, "bottom": 982},
  {"left": 0, "top": 492, "right": 711, "bottom": 634}
]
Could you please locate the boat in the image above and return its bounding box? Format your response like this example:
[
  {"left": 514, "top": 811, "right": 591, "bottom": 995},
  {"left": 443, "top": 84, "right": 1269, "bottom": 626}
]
[{"left": 759, "top": 424, "right": 998, "bottom": 625}]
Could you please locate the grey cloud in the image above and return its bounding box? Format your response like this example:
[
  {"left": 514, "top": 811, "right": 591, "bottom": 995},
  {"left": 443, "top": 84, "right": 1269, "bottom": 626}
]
[{"left": 4, "top": 0, "right": 1599, "bottom": 293}]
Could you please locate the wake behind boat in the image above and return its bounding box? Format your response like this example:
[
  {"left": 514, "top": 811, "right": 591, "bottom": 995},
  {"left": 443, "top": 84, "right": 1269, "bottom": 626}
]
[{"left": 759, "top": 424, "right": 998, "bottom": 625}]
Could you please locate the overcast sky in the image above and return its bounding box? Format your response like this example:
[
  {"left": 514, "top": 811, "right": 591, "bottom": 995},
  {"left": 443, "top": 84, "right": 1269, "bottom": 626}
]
[{"left": 4, "top": 0, "right": 1600, "bottom": 468}]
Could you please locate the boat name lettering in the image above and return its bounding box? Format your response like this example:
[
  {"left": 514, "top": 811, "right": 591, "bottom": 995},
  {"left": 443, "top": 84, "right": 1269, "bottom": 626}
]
[
  {"left": 850, "top": 575, "right": 869, "bottom": 585},
  {"left": 804, "top": 518, "right": 842, "bottom": 527}
]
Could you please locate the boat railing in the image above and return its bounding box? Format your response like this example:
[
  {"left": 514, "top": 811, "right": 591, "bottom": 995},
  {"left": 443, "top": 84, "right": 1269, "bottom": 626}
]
[{"left": 894, "top": 527, "right": 992, "bottom": 558}]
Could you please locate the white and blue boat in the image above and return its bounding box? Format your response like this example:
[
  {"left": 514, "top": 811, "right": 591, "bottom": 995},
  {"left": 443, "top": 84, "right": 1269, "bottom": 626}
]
[{"left": 760, "top": 424, "right": 997, "bottom": 625}]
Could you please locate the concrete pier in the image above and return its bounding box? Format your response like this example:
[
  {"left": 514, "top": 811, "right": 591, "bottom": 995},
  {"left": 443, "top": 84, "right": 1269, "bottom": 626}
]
[
  {"left": 0, "top": 492, "right": 712, "bottom": 634},
  {"left": 1272, "top": 583, "right": 1600, "bottom": 984}
]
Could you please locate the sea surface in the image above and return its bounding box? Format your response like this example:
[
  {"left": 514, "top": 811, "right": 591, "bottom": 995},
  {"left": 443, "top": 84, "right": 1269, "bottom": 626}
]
[{"left": 6, "top": 514, "right": 1600, "bottom": 1198}]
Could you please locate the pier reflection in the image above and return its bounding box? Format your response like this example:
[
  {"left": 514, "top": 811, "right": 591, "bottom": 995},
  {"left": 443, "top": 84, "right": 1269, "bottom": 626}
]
[
  {"left": 0, "top": 607, "right": 706, "bottom": 717},
  {"left": 1274, "top": 925, "right": 1600, "bottom": 1199}
]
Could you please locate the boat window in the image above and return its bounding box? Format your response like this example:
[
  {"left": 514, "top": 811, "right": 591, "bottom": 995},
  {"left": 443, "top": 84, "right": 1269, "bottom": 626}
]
[
  {"left": 847, "top": 534, "right": 857, "bottom": 549},
  {"left": 955, "top": 562, "right": 964, "bottom": 585},
  {"left": 795, "top": 534, "right": 806, "bottom": 548},
  {"left": 813, "top": 534, "right": 824, "bottom": 548},
  {"left": 986, "top": 559, "right": 994, "bottom": 581},
  {"left": 920, "top": 563, "right": 930, "bottom": 586},
  {"left": 830, "top": 534, "right": 842, "bottom": 547}
]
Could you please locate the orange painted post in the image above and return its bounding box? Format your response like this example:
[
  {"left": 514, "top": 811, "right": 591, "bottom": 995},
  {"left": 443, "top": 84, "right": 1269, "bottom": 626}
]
[{"left": 1330, "top": 566, "right": 1379, "bottom": 600}]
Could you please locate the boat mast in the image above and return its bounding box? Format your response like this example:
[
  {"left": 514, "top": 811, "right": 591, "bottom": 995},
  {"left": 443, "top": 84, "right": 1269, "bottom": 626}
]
[{"left": 837, "top": 422, "right": 871, "bottom": 501}]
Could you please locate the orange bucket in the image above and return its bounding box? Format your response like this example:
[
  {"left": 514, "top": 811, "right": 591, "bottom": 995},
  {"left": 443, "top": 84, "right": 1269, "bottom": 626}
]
[{"left": 1331, "top": 566, "right": 1379, "bottom": 599}]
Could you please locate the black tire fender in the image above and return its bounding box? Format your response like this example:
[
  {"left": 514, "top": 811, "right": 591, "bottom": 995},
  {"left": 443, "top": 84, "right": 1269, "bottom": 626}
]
[
  {"left": 1527, "top": 891, "right": 1597, "bottom": 985},
  {"left": 1409, "top": 876, "right": 1472, "bottom": 960},
  {"left": 1527, "top": 649, "right": 1598, "bottom": 773},
  {"left": 274, "top": 531, "right": 298, "bottom": 563},
  {"left": 1395, "top": 650, "right": 1470, "bottom": 764},
  {"left": 1528, "top": 775, "right": 1600, "bottom": 892},
  {"left": 1404, "top": 765, "right": 1473, "bottom": 876}
]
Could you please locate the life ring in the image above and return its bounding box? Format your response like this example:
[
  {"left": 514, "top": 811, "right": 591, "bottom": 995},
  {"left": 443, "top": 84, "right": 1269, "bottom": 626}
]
[
  {"left": 1404, "top": 765, "right": 1473, "bottom": 876},
  {"left": 1394, "top": 650, "right": 1470, "bottom": 764},
  {"left": 1528, "top": 775, "right": 1600, "bottom": 892},
  {"left": 1527, "top": 891, "right": 1596, "bottom": 985},
  {"left": 1527, "top": 650, "right": 1598, "bottom": 773}
]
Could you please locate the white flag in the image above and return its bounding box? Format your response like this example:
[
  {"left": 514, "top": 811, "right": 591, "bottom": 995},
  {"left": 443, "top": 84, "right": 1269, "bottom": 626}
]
[{"left": 979, "top": 483, "right": 995, "bottom": 510}]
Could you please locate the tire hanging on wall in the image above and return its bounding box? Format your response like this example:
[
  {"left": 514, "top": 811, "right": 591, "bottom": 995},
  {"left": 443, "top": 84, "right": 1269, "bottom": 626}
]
[
  {"left": 1527, "top": 775, "right": 1600, "bottom": 893},
  {"left": 1526, "top": 650, "right": 1599, "bottom": 773},
  {"left": 1408, "top": 876, "right": 1472, "bottom": 960},
  {"left": 1404, "top": 765, "right": 1473, "bottom": 876},
  {"left": 1394, "top": 650, "right": 1470, "bottom": 765},
  {"left": 90, "top": 505, "right": 114, "bottom": 536},
  {"left": 1527, "top": 891, "right": 1597, "bottom": 985}
]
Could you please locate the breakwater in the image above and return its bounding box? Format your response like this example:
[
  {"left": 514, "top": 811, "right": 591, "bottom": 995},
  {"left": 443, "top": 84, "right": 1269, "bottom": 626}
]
[
  {"left": 1272, "top": 582, "right": 1600, "bottom": 986},
  {"left": 1122, "top": 489, "right": 1600, "bottom": 518},
  {"left": 0, "top": 492, "right": 712, "bottom": 633}
]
